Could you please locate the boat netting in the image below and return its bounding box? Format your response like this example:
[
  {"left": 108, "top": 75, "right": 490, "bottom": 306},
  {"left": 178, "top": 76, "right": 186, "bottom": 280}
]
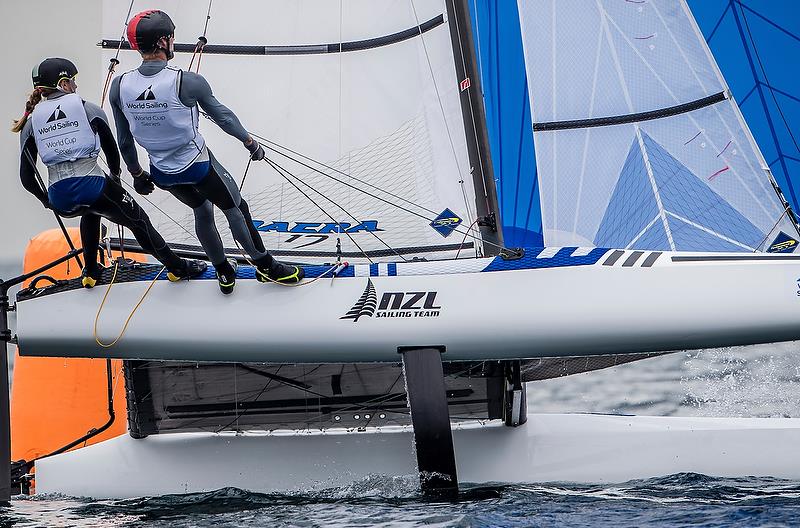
[{"left": 123, "top": 354, "right": 667, "bottom": 435}]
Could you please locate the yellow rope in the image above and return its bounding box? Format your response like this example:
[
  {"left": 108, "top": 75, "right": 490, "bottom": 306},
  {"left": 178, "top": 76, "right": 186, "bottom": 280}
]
[{"left": 94, "top": 261, "right": 165, "bottom": 348}]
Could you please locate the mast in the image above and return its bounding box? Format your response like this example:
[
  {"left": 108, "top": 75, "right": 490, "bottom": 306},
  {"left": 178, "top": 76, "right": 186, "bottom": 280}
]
[{"left": 444, "top": 0, "right": 504, "bottom": 255}]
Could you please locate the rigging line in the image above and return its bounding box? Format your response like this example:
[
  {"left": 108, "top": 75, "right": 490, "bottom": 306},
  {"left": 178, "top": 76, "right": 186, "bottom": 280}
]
[
  {"left": 255, "top": 137, "right": 508, "bottom": 253},
  {"left": 273, "top": 162, "right": 408, "bottom": 261},
  {"left": 243, "top": 130, "right": 441, "bottom": 217},
  {"left": 189, "top": 0, "right": 214, "bottom": 72},
  {"left": 455, "top": 217, "right": 482, "bottom": 259},
  {"left": 263, "top": 156, "right": 375, "bottom": 263},
  {"left": 738, "top": 1, "right": 800, "bottom": 157},
  {"left": 259, "top": 154, "right": 408, "bottom": 262},
  {"left": 409, "top": 0, "right": 478, "bottom": 230},
  {"left": 238, "top": 158, "right": 252, "bottom": 191},
  {"left": 753, "top": 205, "right": 792, "bottom": 252},
  {"left": 101, "top": 0, "right": 137, "bottom": 107}
]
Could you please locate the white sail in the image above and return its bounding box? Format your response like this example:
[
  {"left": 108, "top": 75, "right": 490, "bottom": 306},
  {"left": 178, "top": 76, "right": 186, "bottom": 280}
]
[
  {"left": 516, "top": 0, "right": 797, "bottom": 252},
  {"left": 101, "top": 0, "right": 483, "bottom": 263}
]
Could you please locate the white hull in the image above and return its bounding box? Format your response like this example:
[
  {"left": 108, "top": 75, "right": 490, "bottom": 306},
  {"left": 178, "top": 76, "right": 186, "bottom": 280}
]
[
  {"left": 16, "top": 248, "right": 800, "bottom": 362},
  {"left": 35, "top": 413, "right": 800, "bottom": 498}
]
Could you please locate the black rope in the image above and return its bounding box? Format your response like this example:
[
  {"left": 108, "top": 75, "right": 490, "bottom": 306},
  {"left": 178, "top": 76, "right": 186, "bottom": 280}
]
[
  {"left": 248, "top": 131, "right": 441, "bottom": 217},
  {"left": 250, "top": 134, "right": 508, "bottom": 254},
  {"left": 262, "top": 156, "right": 408, "bottom": 262},
  {"left": 264, "top": 157, "right": 375, "bottom": 263}
]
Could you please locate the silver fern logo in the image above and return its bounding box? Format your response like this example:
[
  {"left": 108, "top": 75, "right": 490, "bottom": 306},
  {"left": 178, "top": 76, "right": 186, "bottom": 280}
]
[{"left": 340, "top": 279, "right": 377, "bottom": 322}]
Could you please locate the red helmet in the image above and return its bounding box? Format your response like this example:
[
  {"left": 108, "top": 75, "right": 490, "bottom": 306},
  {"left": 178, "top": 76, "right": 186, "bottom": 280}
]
[{"left": 127, "top": 10, "right": 176, "bottom": 53}]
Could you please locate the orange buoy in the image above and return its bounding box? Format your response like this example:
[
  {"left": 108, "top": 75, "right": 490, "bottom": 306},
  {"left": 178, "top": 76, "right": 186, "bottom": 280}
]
[{"left": 11, "top": 228, "right": 142, "bottom": 464}]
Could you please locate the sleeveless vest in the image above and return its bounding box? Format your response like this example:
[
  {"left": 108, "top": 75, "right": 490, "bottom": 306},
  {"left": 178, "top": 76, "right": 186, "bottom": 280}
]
[
  {"left": 30, "top": 93, "right": 99, "bottom": 167},
  {"left": 119, "top": 67, "right": 206, "bottom": 173}
]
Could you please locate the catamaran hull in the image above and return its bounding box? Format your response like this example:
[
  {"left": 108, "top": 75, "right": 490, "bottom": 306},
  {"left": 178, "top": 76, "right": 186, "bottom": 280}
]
[
  {"left": 34, "top": 413, "right": 800, "bottom": 498},
  {"left": 15, "top": 248, "right": 800, "bottom": 362}
]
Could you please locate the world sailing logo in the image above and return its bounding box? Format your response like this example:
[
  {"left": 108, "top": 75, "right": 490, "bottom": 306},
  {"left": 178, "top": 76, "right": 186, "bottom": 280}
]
[
  {"left": 136, "top": 86, "right": 157, "bottom": 101},
  {"left": 46, "top": 105, "right": 67, "bottom": 123},
  {"left": 126, "top": 86, "right": 167, "bottom": 109},
  {"left": 341, "top": 279, "right": 442, "bottom": 322},
  {"left": 38, "top": 106, "right": 78, "bottom": 135}
]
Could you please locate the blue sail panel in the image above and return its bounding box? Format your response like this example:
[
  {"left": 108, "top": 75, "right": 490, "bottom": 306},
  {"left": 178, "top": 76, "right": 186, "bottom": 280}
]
[
  {"left": 594, "top": 138, "right": 659, "bottom": 248},
  {"left": 469, "top": 0, "right": 542, "bottom": 247},
  {"left": 641, "top": 132, "right": 764, "bottom": 249},
  {"left": 692, "top": 0, "right": 800, "bottom": 217}
]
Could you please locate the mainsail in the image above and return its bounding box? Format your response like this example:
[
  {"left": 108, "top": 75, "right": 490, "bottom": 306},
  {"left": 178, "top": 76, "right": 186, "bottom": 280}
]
[
  {"left": 101, "top": 0, "right": 497, "bottom": 264},
  {"left": 511, "top": 0, "right": 798, "bottom": 252}
]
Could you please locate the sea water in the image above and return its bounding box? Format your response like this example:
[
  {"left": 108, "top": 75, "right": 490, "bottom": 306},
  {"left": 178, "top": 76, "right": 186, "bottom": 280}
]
[{"left": 2, "top": 259, "right": 800, "bottom": 526}]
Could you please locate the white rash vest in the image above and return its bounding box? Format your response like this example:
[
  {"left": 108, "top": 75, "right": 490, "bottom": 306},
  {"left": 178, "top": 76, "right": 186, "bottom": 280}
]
[
  {"left": 30, "top": 93, "right": 100, "bottom": 168},
  {"left": 118, "top": 67, "right": 206, "bottom": 173}
]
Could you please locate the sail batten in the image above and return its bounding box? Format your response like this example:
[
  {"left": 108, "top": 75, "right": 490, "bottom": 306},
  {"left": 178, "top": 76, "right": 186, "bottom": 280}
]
[
  {"left": 99, "top": 14, "right": 446, "bottom": 56},
  {"left": 533, "top": 92, "right": 727, "bottom": 132}
]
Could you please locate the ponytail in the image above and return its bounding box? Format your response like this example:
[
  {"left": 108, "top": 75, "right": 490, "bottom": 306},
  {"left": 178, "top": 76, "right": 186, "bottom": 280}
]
[{"left": 11, "top": 88, "right": 45, "bottom": 133}]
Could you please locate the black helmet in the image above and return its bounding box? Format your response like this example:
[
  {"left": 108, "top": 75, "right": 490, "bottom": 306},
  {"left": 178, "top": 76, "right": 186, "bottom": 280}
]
[
  {"left": 32, "top": 58, "right": 78, "bottom": 89},
  {"left": 127, "top": 10, "right": 175, "bottom": 53}
]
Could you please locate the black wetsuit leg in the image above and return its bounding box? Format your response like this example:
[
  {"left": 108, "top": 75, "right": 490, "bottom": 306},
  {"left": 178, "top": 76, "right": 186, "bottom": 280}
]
[
  {"left": 86, "top": 179, "right": 185, "bottom": 271},
  {"left": 165, "top": 183, "right": 227, "bottom": 266},
  {"left": 79, "top": 212, "right": 102, "bottom": 274},
  {"left": 193, "top": 152, "right": 273, "bottom": 268}
]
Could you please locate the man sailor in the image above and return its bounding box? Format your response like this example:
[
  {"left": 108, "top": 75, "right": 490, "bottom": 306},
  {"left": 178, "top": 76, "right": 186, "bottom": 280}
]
[
  {"left": 109, "top": 10, "right": 304, "bottom": 294},
  {"left": 13, "top": 57, "right": 206, "bottom": 288}
]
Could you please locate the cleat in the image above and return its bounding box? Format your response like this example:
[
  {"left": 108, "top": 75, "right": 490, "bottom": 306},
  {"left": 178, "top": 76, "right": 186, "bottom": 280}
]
[
  {"left": 256, "top": 260, "right": 305, "bottom": 284},
  {"left": 167, "top": 259, "right": 208, "bottom": 282},
  {"left": 81, "top": 266, "right": 104, "bottom": 289},
  {"left": 215, "top": 259, "right": 237, "bottom": 295}
]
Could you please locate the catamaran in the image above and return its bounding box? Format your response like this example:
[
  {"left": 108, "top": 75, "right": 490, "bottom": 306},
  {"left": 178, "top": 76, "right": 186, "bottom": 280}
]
[{"left": 3, "top": 0, "right": 800, "bottom": 499}]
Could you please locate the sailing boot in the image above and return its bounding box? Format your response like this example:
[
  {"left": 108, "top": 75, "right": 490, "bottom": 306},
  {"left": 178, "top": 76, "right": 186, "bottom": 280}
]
[
  {"left": 215, "top": 258, "right": 238, "bottom": 295},
  {"left": 256, "top": 259, "right": 305, "bottom": 284},
  {"left": 166, "top": 259, "right": 208, "bottom": 282},
  {"left": 81, "top": 266, "right": 104, "bottom": 289}
]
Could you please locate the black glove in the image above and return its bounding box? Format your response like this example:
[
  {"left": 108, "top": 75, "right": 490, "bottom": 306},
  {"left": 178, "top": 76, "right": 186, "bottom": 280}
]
[
  {"left": 39, "top": 198, "right": 52, "bottom": 210},
  {"left": 133, "top": 170, "right": 155, "bottom": 195},
  {"left": 108, "top": 171, "right": 122, "bottom": 184},
  {"left": 245, "top": 139, "right": 265, "bottom": 161}
]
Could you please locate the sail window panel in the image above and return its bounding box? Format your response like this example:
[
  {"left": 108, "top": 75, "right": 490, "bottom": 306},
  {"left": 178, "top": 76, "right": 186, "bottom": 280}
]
[
  {"left": 102, "top": 0, "right": 478, "bottom": 263},
  {"left": 517, "top": 0, "right": 792, "bottom": 251},
  {"left": 533, "top": 126, "right": 636, "bottom": 248},
  {"left": 668, "top": 214, "right": 753, "bottom": 253},
  {"left": 517, "top": 0, "right": 724, "bottom": 124},
  {"left": 536, "top": 115, "right": 785, "bottom": 251}
]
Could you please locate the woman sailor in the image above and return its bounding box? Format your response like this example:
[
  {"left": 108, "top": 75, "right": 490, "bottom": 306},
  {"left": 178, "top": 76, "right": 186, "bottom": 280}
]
[
  {"left": 13, "top": 57, "right": 207, "bottom": 288},
  {"left": 109, "top": 10, "right": 304, "bottom": 295}
]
